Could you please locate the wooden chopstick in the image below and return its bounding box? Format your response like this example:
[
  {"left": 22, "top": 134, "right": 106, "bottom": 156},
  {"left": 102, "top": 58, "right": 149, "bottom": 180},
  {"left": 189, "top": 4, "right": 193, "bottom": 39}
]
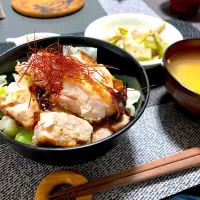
[
  {"left": 49, "top": 147, "right": 200, "bottom": 199},
  {"left": 57, "top": 154, "right": 200, "bottom": 200}
]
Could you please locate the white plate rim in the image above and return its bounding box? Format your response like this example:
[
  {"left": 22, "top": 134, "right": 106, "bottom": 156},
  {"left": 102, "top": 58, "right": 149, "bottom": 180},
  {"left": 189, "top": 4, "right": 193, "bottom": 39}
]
[{"left": 6, "top": 32, "right": 61, "bottom": 46}]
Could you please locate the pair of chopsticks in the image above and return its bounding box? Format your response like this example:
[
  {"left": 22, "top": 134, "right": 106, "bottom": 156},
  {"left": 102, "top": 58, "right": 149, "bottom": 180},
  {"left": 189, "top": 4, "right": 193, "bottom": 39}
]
[{"left": 49, "top": 147, "right": 200, "bottom": 200}]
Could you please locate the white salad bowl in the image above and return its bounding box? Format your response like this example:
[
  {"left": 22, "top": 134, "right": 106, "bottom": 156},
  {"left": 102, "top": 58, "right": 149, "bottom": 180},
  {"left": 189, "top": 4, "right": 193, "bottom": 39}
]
[{"left": 84, "top": 13, "right": 183, "bottom": 70}]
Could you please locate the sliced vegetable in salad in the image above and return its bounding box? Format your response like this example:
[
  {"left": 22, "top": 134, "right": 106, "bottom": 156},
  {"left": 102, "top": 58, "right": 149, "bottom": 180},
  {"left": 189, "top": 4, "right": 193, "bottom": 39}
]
[{"left": 104, "top": 23, "right": 168, "bottom": 62}]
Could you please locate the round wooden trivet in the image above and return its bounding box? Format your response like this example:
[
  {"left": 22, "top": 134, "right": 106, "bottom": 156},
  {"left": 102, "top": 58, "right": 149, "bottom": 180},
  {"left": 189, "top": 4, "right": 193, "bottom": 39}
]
[{"left": 12, "top": 0, "right": 85, "bottom": 18}]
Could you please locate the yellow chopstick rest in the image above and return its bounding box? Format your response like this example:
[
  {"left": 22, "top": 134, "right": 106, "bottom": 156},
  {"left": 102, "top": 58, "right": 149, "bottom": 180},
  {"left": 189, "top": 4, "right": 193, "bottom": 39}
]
[{"left": 34, "top": 169, "right": 92, "bottom": 200}]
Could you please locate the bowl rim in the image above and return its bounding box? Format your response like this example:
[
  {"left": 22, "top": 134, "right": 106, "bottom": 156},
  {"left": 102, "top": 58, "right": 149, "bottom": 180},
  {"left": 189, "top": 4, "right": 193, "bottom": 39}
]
[
  {"left": 84, "top": 13, "right": 183, "bottom": 68},
  {"left": 162, "top": 38, "right": 200, "bottom": 97},
  {"left": 0, "top": 35, "right": 150, "bottom": 152}
]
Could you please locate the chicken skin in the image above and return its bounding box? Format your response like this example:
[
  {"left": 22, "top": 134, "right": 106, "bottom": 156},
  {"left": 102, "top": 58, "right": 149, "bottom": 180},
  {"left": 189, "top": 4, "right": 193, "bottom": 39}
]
[{"left": 58, "top": 49, "right": 125, "bottom": 122}]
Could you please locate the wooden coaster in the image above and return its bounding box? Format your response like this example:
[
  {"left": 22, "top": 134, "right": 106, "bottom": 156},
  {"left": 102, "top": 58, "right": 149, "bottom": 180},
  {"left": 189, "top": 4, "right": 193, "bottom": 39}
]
[{"left": 12, "top": 0, "right": 85, "bottom": 18}]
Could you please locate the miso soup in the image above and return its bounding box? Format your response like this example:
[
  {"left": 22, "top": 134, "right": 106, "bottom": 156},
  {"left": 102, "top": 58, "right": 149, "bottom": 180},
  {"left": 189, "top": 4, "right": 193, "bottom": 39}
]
[{"left": 167, "top": 51, "right": 200, "bottom": 94}]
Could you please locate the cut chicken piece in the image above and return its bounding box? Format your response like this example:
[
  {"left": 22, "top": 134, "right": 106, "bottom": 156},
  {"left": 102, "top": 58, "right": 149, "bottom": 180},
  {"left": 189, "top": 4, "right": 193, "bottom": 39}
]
[
  {"left": 0, "top": 75, "right": 40, "bottom": 128},
  {"left": 58, "top": 50, "right": 126, "bottom": 122},
  {"left": 15, "top": 49, "right": 127, "bottom": 122},
  {"left": 91, "top": 119, "right": 113, "bottom": 142},
  {"left": 68, "top": 49, "right": 114, "bottom": 88},
  {"left": 110, "top": 114, "right": 130, "bottom": 132},
  {"left": 58, "top": 78, "right": 117, "bottom": 122},
  {"left": 33, "top": 111, "right": 93, "bottom": 147},
  {"left": 50, "top": 104, "right": 67, "bottom": 113},
  {"left": 5, "top": 102, "right": 39, "bottom": 128},
  {"left": 92, "top": 128, "right": 113, "bottom": 142},
  {"left": 76, "top": 49, "right": 97, "bottom": 65},
  {"left": 0, "top": 75, "right": 30, "bottom": 107},
  {"left": 93, "top": 64, "right": 114, "bottom": 88},
  {"left": 92, "top": 114, "right": 130, "bottom": 142}
]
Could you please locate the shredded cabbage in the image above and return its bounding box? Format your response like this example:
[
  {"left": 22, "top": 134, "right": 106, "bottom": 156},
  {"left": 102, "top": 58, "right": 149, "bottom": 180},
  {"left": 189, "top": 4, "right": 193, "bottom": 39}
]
[
  {"left": 0, "top": 75, "right": 7, "bottom": 88},
  {"left": 63, "top": 46, "right": 97, "bottom": 61},
  {"left": 126, "top": 89, "right": 141, "bottom": 116},
  {"left": 0, "top": 116, "right": 20, "bottom": 138}
]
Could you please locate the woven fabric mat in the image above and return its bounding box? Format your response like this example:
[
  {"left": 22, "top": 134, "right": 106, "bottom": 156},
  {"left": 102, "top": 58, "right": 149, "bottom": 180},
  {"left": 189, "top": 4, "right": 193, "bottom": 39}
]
[
  {"left": 0, "top": 19, "right": 200, "bottom": 200},
  {"left": 98, "top": 0, "right": 160, "bottom": 17}
]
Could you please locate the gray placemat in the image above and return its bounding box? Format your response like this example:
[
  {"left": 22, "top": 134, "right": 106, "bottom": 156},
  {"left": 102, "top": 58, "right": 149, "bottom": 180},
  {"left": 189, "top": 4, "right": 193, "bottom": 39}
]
[
  {"left": 98, "top": 0, "right": 160, "bottom": 18},
  {"left": 1, "top": 20, "right": 200, "bottom": 200}
]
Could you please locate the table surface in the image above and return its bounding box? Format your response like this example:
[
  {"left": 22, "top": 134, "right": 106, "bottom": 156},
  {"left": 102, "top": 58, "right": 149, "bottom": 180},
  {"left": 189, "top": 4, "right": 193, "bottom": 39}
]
[
  {"left": 143, "top": 0, "right": 200, "bottom": 31},
  {"left": 0, "top": 1, "right": 200, "bottom": 200},
  {"left": 0, "top": 0, "right": 107, "bottom": 42}
]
